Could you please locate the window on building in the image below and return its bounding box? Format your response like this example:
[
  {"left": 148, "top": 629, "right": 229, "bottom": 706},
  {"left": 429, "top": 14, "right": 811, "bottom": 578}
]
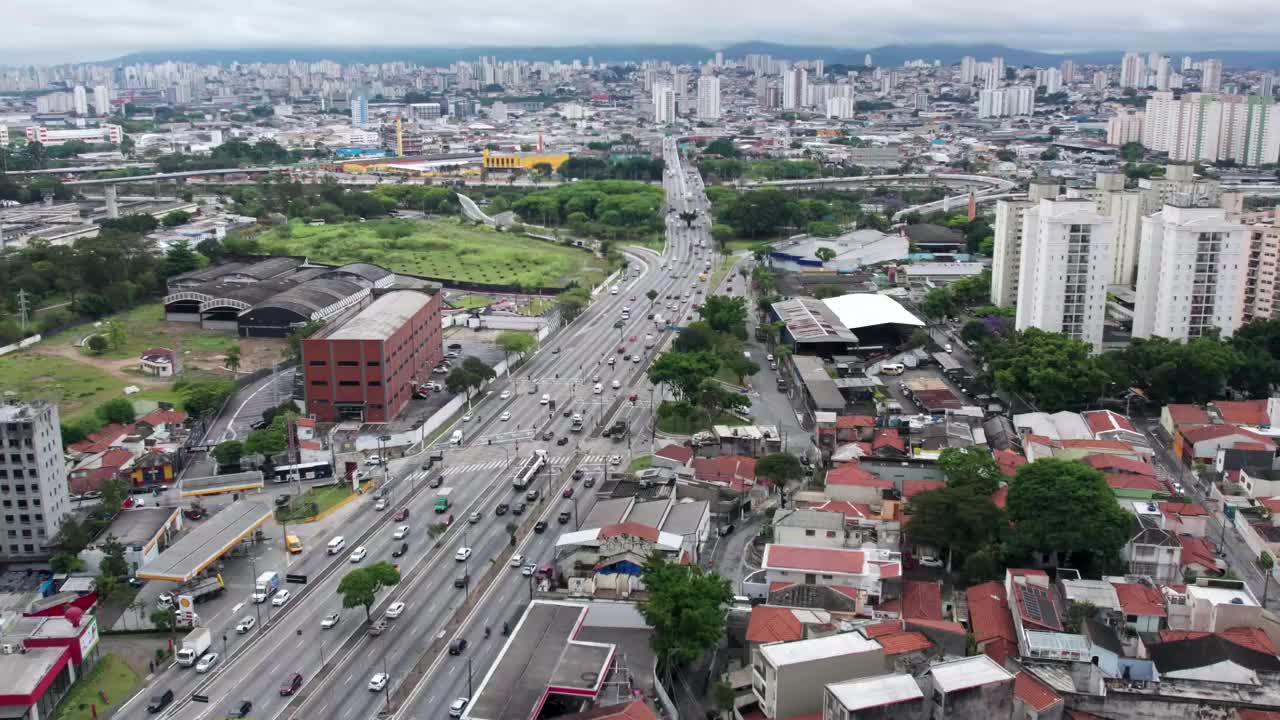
[
  {"left": 311, "top": 380, "right": 328, "bottom": 386},
  {"left": 338, "top": 361, "right": 359, "bottom": 367},
  {"left": 339, "top": 381, "right": 360, "bottom": 387},
  {"left": 308, "top": 361, "right": 327, "bottom": 366},
  {"left": 804, "top": 529, "right": 815, "bottom": 536}
]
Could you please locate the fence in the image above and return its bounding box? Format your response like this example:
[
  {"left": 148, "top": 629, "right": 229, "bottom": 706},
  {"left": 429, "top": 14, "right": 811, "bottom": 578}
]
[{"left": 0, "top": 334, "right": 41, "bottom": 357}]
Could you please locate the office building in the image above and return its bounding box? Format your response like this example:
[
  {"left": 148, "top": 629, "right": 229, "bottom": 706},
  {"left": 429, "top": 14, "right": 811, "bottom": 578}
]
[
  {"left": 1014, "top": 199, "right": 1116, "bottom": 352},
  {"left": 0, "top": 401, "right": 71, "bottom": 560},
  {"left": 1202, "top": 58, "right": 1224, "bottom": 93},
  {"left": 991, "top": 181, "right": 1061, "bottom": 307},
  {"left": 960, "top": 56, "right": 977, "bottom": 84},
  {"left": 783, "top": 67, "right": 807, "bottom": 111},
  {"left": 72, "top": 86, "right": 87, "bottom": 116},
  {"left": 1107, "top": 110, "right": 1145, "bottom": 145},
  {"left": 1133, "top": 201, "right": 1248, "bottom": 342},
  {"left": 696, "top": 75, "right": 721, "bottom": 120},
  {"left": 93, "top": 85, "right": 110, "bottom": 115},
  {"left": 1121, "top": 52, "right": 1145, "bottom": 89},
  {"left": 350, "top": 88, "right": 368, "bottom": 128},
  {"left": 24, "top": 125, "right": 122, "bottom": 145},
  {"left": 302, "top": 289, "right": 443, "bottom": 423},
  {"left": 652, "top": 81, "right": 675, "bottom": 124}
]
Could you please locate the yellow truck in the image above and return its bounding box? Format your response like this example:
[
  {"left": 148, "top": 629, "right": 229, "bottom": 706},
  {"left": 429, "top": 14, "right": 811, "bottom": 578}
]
[{"left": 286, "top": 534, "right": 303, "bottom": 554}]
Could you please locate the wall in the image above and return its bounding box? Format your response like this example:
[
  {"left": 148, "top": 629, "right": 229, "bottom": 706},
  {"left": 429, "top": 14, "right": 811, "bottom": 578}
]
[
  {"left": 939, "top": 679, "right": 1014, "bottom": 720},
  {"left": 773, "top": 649, "right": 887, "bottom": 720},
  {"left": 0, "top": 334, "right": 41, "bottom": 357}
]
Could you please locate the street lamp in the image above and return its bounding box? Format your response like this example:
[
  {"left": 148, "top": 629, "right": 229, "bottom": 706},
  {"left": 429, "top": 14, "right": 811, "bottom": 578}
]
[
  {"left": 381, "top": 653, "right": 392, "bottom": 713},
  {"left": 378, "top": 434, "right": 392, "bottom": 494},
  {"left": 248, "top": 555, "right": 262, "bottom": 626}
]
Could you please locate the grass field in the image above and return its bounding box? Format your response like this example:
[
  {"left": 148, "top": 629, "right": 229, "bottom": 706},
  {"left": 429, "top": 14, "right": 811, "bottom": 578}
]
[
  {"left": 54, "top": 653, "right": 139, "bottom": 720},
  {"left": 626, "top": 455, "right": 653, "bottom": 473},
  {"left": 450, "top": 294, "right": 494, "bottom": 310},
  {"left": 724, "top": 239, "right": 769, "bottom": 254},
  {"left": 42, "top": 303, "right": 241, "bottom": 361},
  {"left": 0, "top": 352, "right": 183, "bottom": 423},
  {"left": 253, "top": 219, "right": 607, "bottom": 289}
]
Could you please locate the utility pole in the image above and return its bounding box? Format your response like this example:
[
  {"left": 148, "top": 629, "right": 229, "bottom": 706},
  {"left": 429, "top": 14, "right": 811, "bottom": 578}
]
[{"left": 16, "top": 289, "right": 29, "bottom": 336}]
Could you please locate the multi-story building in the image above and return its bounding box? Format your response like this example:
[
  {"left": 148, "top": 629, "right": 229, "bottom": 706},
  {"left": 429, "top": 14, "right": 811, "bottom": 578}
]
[
  {"left": 1121, "top": 52, "right": 1145, "bottom": 89},
  {"left": 0, "top": 401, "right": 71, "bottom": 560},
  {"left": 960, "top": 56, "right": 977, "bottom": 84},
  {"left": 1066, "top": 172, "right": 1144, "bottom": 285},
  {"left": 72, "top": 86, "right": 87, "bottom": 116},
  {"left": 986, "top": 56, "right": 1005, "bottom": 89},
  {"left": 752, "top": 633, "right": 885, "bottom": 720},
  {"left": 1133, "top": 201, "right": 1249, "bottom": 341},
  {"left": 1243, "top": 215, "right": 1280, "bottom": 322},
  {"left": 824, "top": 674, "right": 924, "bottom": 720},
  {"left": 350, "top": 88, "right": 368, "bottom": 128},
  {"left": 783, "top": 68, "right": 807, "bottom": 111},
  {"left": 990, "top": 181, "right": 1060, "bottom": 307},
  {"left": 652, "top": 81, "right": 675, "bottom": 125},
  {"left": 1137, "top": 163, "right": 1222, "bottom": 215},
  {"left": 92, "top": 85, "right": 110, "bottom": 114},
  {"left": 1014, "top": 199, "right": 1116, "bottom": 352},
  {"left": 1142, "top": 92, "right": 1280, "bottom": 165},
  {"left": 0, "top": 126, "right": 7, "bottom": 148},
  {"left": 1201, "top": 58, "right": 1223, "bottom": 93},
  {"left": 1107, "top": 109, "right": 1145, "bottom": 145},
  {"left": 24, "top": 124, "right": 122, "bottom": 146},
  {"left": 301, "top": 289, "right": 443, "bottom": 423},
  {"left": 1060, "top": 59, "right": 1075, "bottom": 84},
  {"left": 922, "top": 655, "right": 1016, "bottom": 720},
  {"left": 697, "top": 75, "right": 721, "bottom": 120}
]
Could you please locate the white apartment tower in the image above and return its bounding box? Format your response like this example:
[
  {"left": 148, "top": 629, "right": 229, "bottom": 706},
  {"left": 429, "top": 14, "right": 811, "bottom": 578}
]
[
  {"left": 1133, "top": 201, "right": 1248, "bottom": 341},
  {"left": 697, "top": 75, "right": 722, "bottom": 120},
  {"left": 960, "top": 56, "right": 977, "bottom": 84},
  {"left": 1107, "top": 110, "right": 1145, "bottom": 145},
  {"left": 1156, "top": 57, "right": 1172, "bottom": 91},
  {"left": 653, "top": 81, "right": 675, "bottom": 124},
  {"left": 72, "top": 86, "right": 88, "bottom": 116},
  {"left": 991, "top": 180, "right": 1061, "bottom": 307},
  {"left": 783, "top": 68, "right": 807, "bottom": 111},
  {"left": 986, "top": 56, "right": 1005, "bottom": 89},
  {"left": 1202, "top": 59, "right": 1224, "bottom": 93},
  {"left": 93, "top": 85, "right": 111, "bottom": 114},
  {"left": 1065, "top": 172, "right": 1145, "bottom": 286},
  {"left": 1015, "top": 200, "right": 1116, "bottom": 352},
  {"left": 1121, "top": 52, "right": 1145, "bottom": 89},
  {"left": 1060, "top": 59, "right": 1076, "bottom": 84},
  {"left": 0, "top": 401, "right": 71, "bottom": 560}
]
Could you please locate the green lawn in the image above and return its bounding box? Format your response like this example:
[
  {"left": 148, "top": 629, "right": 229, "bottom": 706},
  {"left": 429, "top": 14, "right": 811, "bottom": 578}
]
[
  {"left": 253, "top": 219, "right": 607, "bottom": 289},
  {"left": 54, "top": 653, "right": 139, "bottom": 720},
  {"left": 519, "top": 298, "right": 556, "bottom": 317},
  {"left": 715, "top": 366, "right": 747, "bottom": 388},
  {"left": 0, "top": 352, "right": 182, "bottom": 423},
  {"left": 626, "top": 455, "right": 653, "bottom": 473},
  {"left": 42, "top": 303, "right": 240, "bottom": 361},
  {"left": 709, "top": 256, "right": 736, "bottom": 291},
  {"left": 656, "top": 405, "right": 750, "bottom": 435},
  {"left": 278, "top": 482, "right": 360, "bottom": 521},
  {"left": 450, "top": 294, "right": 494, "bottom": 310},
  {"left": 724, "top": 239, "right": 768, "bottom": 254}
]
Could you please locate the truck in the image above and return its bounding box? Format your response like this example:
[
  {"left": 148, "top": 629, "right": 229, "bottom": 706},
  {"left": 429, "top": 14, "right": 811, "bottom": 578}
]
[
  {"left": 286, "top": 535, "right": 303, "bottom": 554},
  {"left": 252, "top": 571, "right": 279, "bottom": 603},
  {"left": 434, "top": 487, "right": 453, "bottom": 513},
  {"left": 158, "top": 575, "right": 224, "bottom": 608},
  {"left": 510, "top": 450, "right": 548, "bottom": 491},
  {"left": 653, "top": 314, "right": 664, "bottom": 328},
  {"left": 175, "top": 628, "right": 212, "bottom": 667},
  {"left": 607, "top": 419, "right": 628, "bottom": 440},
  {"left": 570, "top": 414, "right": 584, "bottom": 433}
]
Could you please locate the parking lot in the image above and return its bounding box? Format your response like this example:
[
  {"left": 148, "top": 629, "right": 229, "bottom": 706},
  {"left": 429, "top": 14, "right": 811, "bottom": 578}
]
[{"left": 880, "top": 364, "right": 980, "bottom": 415}]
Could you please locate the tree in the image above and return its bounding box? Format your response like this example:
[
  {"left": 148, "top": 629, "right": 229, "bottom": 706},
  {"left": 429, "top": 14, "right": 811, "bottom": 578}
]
[
  {"left": 149, "top": 607, "right": 177, "bottom": 633},
  {"left": 814, "top": 246, "right": 837, "bottom": 263},
  {"left": 97, "top": 398, "right": 136, "bottom": 425},
  {"left": 244, "top": 419, "right": 288, "bottom": 457},
  {"left": 51, "top": 553, "right": 85, "bottom": 574},
  {"left": 195, "top": 238, "right": 226, "bottom": 261},
  {"left": 905, "top": 487, "right": 1004, "bottom": 570},
  {"left": 224, "top": 345, "right": 242, "bottom": 375},
  {"left": 285, "top": 319, "right": 325, "bottom": 362},
  {"left": 461, "top": 356, "right": 496, "bottom": 385},
  {"left": 723, "top": 354, "right": 761, "bottom": 384},
  {"left": 1120, "top": 142, "right": 1145, "bottom": 162},
  {"left": 531, "top": 162, "right": 554, "bottom": 177},
  {"left": 755, "top": 453, "right": 804, "bottom": 490},
  {"left": 672, "top": 322, "right": 716, "bottom": 353},
  {"left": 446, "top": 366, "right": 480, "bottom": 403},
  {"left": 104, "top": 320, "right": 127, "bottom": 351},
  {"left": 920, "top": 287, "right": 954, "bottom": 319},
  {"left": 938, "top": 447, "right": 1001, "bottom": 496},
  {"left": 54, "top": 515, "right": 93, "bottom": 554},
  {"left": 496, "top": 330, "right": 536, "bottom": 369},
  {"left": 337, "top": 562, "right": 402, "bottom": 620},
  {"left": 648, "top": 352, "right": 721, "bottom": 401},
  {"left": 212, "top": 440, "right": 244, "bottom": 469},
  {"left": 1261, "top": 551, "right": 1275, "bottom": 606},
  {"left": 638, "top": 554, "right": 732, "bottom": 667},
  {"left": 678, "top": 211, "right": 698, "bottom": 228},
  {"left": 177, "top": 378, "right": 234, "bottom": 418},
  {"left": 646, "top": 288, "right": 659, "bottom": 305},
  {"left": 101, "top": 477, "right": 129, "bottom": 514},
  {"left": 696, "top": 382, "right": 750, "bottom": 423},
  {"left": 85, "top": 334, "right": 109, "bottom": 354},
  {"left": 161, "top": 240, "right": 200, "bottom": 277},
  {"left": 99, "top": 535, "right": 129, "bottom": 580},
  {"left": 1007, "top": 458, "right": 1133, "bottom": 567},
  {"left": 161, "top": 210, "right": 193, "bottom": 227},
  {"left": 698, "top": 295, "right": 748, "bottom": 336},
  {"left": 984, "top": 329, "right": 1110, "bottom": 410},
  {"left": 710, "top": 224, "right": 735, "bottom": 249},
  {"left": 704, "top": 138, "right": 739, "bottom": 158},
  {"left": 1039, "top": 147, "right": 1060, "bottom": 161},
  {"left": 556, "top": 287, "right": 591, "bottom": 322}
]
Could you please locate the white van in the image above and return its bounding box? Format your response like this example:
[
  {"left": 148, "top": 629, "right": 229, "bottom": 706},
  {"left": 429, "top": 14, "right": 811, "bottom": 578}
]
[
  {"left": 593, "top": 383, "right": 603, "bottom": 394},
  {"left": 450, "top": 429, "right": 464, "bottom": 446},
  {"left": 880, "top": 363, "right": 906, "bottom": 376},
  {"left": 327, "top": 536, "right": 346, "bottom": 555},
  {"left": 540, "top": 393, "right": 550, "bottom": 405}
]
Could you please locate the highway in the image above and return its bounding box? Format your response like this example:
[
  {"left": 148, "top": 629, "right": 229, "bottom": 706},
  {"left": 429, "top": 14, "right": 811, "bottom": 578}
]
[{"left": 135, "top": 138, "right": 716, "bottom": 720}]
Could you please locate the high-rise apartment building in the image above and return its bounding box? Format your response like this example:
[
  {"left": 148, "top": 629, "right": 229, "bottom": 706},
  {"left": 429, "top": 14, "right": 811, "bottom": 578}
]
[
  {"left": 1142, "top": 92, "right": 1280, "bottom": 165},
  {"left": 991, "top": 181, "right": 1061, "bottom": 307},
  {"left": 653, "top": 81, "right": 675, "bottom": 124},
  {"left": 1121, "top": 52, "right": 1145, "bottom": 89},
  {"left": 1107, "top": 110, "right": 1145, "bottom": 145},
  {"left": 1014, "top": 199, "right": 1117, "bottom": 352},
  {"left": 986, "top": 56, "right": 1005, "bottom": 89},
  {"left": 960, "top": 56, "right": 977, "bottom": 84},
  {"left": 783, "top": 68, "right": 807, "bottom": 111},
  {"left": 72, "top": 86, "right": 87, "bottom": 116},
  {"left": 1093, "top": 71, "right": 1109, "bottom": 91},
  {"left": 1201, "top": 58, "right": 1224, "bottom": 93},
  {"left": 1065, "top": 172, "right": 1145, "bottom": 285},
  {"left": 350, "top": 87, "right": 368, "bottom": 128},
  {"left": 93, "top": 85, "right": 110, "bottom": 115},
  {"left": 0, "top": 401, "right": 71, "bottom": 560},
  {"left": 1133, "top": 202, "right": 1248, "bottom": 341},
  {"left": 1262, "top": 75, "right": 1277, "bottom": 98},
  {"left": 1243, "top": 215, "right": 1280, "bottom": 323},
  {"left": 1156, "top": 57, "right": 1172, "bottom": 91},
  {"left": 1060, "top": 59, "right": 1076, "bottom": 84},
  {"left": 697, "top": 75, "right": 721, "bottom": 120}
]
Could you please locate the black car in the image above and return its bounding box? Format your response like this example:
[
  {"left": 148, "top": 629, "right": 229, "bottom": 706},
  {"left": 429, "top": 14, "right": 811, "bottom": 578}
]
[
  {"left": 541, "top": 430, "right": 554, "bottom": 441},
  {"left": 249, "top": 418, "right": 269, "bottom": 430},
  {"left": 429, "top": 475, "right": 444, "bottom": 488},
  {"left": 557, "top": 437, "right": 569, "bottom": 446},
  {"left": 495, "top": 503, "right": 509, "bottom": 516},
  {"left": 534, "top": 520, "right": 548, "bottom": 534},
  {"left": 392, "top": 542, "right": 408, "bottom": 557},
  {"left": 454, "top": 574, "right": 469, "bottom": 588},
  {"left": 147, "top": 689, "right": 174, "bottom": 713},
  {"left": 448, "top": 342, "right": 463, "bottom": 351},
  {"left": 232, "top": 700, "right": 253, "bottom": 719},
  {"left": 274, "top": 494, "right": 290, "bottom": 507},
  {"left": 562, "top": 408, "right": 572, "bottom": 417},
  {"left": 583, "top": 477, "right": 596, "bottom": 488},
  {"left": 558, "top": 511, "right": 572, "bottom": 524},
  {"left": 512, "top": 502, "right": 527, "bottom": 516},
  {"left": 449, "top": 638, "right": 468, "bottom": 655},
  {"left": 572, "top": 469, "right": 584, "bottom": 480},
  {"left": 525, "top": 489, "right": 539, "bottom": 501}
]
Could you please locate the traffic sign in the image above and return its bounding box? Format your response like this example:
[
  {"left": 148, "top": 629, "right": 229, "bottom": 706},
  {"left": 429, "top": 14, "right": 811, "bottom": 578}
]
[
  {"left": 285, "top": 573, "right": 308, "bottom": 585},
  {"left": 192, "top": 694, "right": 209, "bottom": 703}
]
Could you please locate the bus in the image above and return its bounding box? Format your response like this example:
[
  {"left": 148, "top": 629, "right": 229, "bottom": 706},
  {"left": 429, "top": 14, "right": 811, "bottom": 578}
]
[{"left": 271, "top": 461, "right": 335, "bottom": 484}]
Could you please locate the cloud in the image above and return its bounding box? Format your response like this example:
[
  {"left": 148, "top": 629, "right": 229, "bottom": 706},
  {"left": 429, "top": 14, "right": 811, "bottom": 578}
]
[{"left": 5, "top": 0, "right": 1278, "bottom": 64}]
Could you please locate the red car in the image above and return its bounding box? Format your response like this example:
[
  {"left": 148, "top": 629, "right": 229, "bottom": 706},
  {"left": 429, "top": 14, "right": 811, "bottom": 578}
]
[
  {"left": 392, "top": 508, "right": 409, "bottom": 521},
  {"left": 563, "top": 487, "right": 574, "bottom": 499},
  {"left": 617, "top": 345, "right": 625, "bottom": 353},
  {"left": 628, "top": 393, "right": 638, "bottom": 402},
  {"left": 280, "top": 673, "right": 303, "bottom": 696},
  {"left": 628, "top": 335, "right": 637, "bottom": 342}
]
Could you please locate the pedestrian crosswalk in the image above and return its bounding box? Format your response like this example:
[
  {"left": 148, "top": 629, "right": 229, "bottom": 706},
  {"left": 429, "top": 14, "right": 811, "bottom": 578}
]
[{"left": 440, "top": 454, "right": 616, "bottom": 476}]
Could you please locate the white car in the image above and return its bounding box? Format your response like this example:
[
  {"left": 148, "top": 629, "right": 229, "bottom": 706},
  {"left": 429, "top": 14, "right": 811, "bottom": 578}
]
[
  {"left": 366, "top": 455, "right": 383, "bottom": 466},
  {"left": 468, "top": 511, "right": 482, "bottom": 524},
  {"left": 385, "top": 601, "right": 406, "bottom": 619},
  {"left": 918, "top": 556, "right": 944, "bottom": 568},
  {"left": 195, "top": 652, "right": 220, "bottom": 673},
  {"left": 609, "top": 455, "right": 622, "bottom": 466},
  {"left": 500, "top": 411, "right": 512, "bottom": 421},
  {"left": 611, "top": 379, "right": 621, "bottom": 389},
  {"left": 521, "top": 564, "right": 537, "bottom": 576},
  {"left": 455, "top": 547, "right": 472, "bottom": 562},
  {"left": 368, "top": 672, "right": 389, "bottom": 692},
  {"left": 510, "top": 553, "right": 525, "bottom": 567},
  {"left": 632, "top": 354, "right": 641, "bottom": 363},
  {"left": 499, "top": 390, "right": 512, "bottom": 400},
  {"left": 349, "top": 546, "right": 368, "bottom": 563},
  {"left": 271, "top": 589, "right": 292, "bottom": 607},
  {"left": 235, "top": 616, "right": 256, "bottom": 634},
  {"left": 393, "top": 525, "right": 410, "bottom": 540},
  {"left": 374, "top": 498, "right": 388, "bottom": 511},
  {"left": 321, "top": 612, "right": 340, "bottom": 629},
  {"left": 766, "top": 354, "right": 774, "bottom": 362},
  {"left": 944, "top": 343, "right": 953, "bottom": 353},
  {"left": 463, "top": 412, "right": 473, "bottom": 422},
  {"left": 450, "top": 697, "right": 470, "bottom": 718}
]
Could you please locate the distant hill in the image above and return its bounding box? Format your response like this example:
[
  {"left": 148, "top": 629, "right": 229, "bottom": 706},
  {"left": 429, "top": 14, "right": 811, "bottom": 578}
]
[{"left": 106, "top": 43, "right": 1280, "bottom": 70}]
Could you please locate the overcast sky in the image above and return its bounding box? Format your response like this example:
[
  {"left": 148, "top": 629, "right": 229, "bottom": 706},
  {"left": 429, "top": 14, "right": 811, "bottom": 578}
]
[{"left": 6, "top": 0, "right": 1276, "bottom": 64}]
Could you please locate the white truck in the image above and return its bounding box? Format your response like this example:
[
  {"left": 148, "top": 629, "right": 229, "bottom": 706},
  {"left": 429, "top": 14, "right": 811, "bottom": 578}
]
[
  {"left": 251, "top": 571, "right": 279, "bottom": 603},
  {"left": 175, "top": 628, "right": 211, "bottom": 667}
]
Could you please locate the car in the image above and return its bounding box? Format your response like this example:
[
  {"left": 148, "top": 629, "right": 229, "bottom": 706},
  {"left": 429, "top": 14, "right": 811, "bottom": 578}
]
[
  {"left": 280, "top": 672, "right": 304, "bottom": 696},
  {"left": 385, "top": 601, "right": 406, "bottom": 619},
  {"left": 321, "top": 612, "right": 340, "bottom": 629},
  {"left": 944, "top": 343, "right": 953, "bottom": 353},
  {"left": 433, "top": 366, "right": 448, "bottom": 374},
  {"left": 540, "top": 393, "right": 550, "bottom": 405},
  {"left": 528, "top": 385, "right": 537, "bottom": 394},
  {"left": 622, "top": 353, "right": 631, "bottom": 362},
  {"left": 511, "top": 553, "right": 525, "bottom": 567},
  {"left": 366, "top": 455, "right": 383, "bottom": 466},
  {"left": 236, "top": 616, "right": 256, "bottom": 634},
  {"left": 450, "top": 697, "right": 471, "bottom": 718},
  {"left": 374, "top": 498, "right": 388, "bottom": 511},
  {"left": 445, "top": 350, "right": 459, "bottom": 359},
  {"left": 552, "top": 346, "right": 561, "bottom": 354},
  {"left": 468, "top": 511, "right": 482, "bottom": 524},
  {"left": 455, "top": 547, "right": 472, "bottom": 562},
  {"left": 534, "top": 521, "right": 549, "bottom": 534},
  {"left": 393, "top": 525, "right": 410, "bottom": 540},
  {"left": 454, "top": 574, "right": 469, "bottom": 588},
  {"left": 633, "top": 355, "right": 641, "bottom": 363},
  {"left": 558, "top": 510, "right": 572, "bottom": 524},
  {"left": 249, "top": 418, "right": 270, "bottom": 431},
  {"left": 499, "top": 390, "right": 511, "bottom": 400},
  {"left": 349, "top": 546, "right": 368, "bottom": 563},
  {"left": 448, "top": 342, "right": 463, "bottom": 351},
  {"left": 573, "top": 468, "right": 584, "bottom": 480},
  {"left": 195, "top": 652, "right": 220, "bottom": 673},
  {"left": 522, "top": 563, "right": 537, "bottom": 576},
  {"left": 917, "top": 555, "right": 944, "bottom": 568},
  {"left": 563, "top": 487, "right": 574, "bottom": 499},
  {"left": 272, "top": 589, "right": 292, "bottom": 607},
  {"left": 368, "top": 672, "right": 389, "bottom": 692},
  {"left": 512, "top": 501, "right": 527, "bottom": 515},
  {"left": 607, "top": 357, "right": 616, "bottom": 366},
  {"left": 611, "top": 379, "right": 621, "bottom": 388},
  {"left": 147, "top": 689, "right": 174, "bottom": 713},
  {"left": 616, "top": 345, "right": 625, "bottom": 353},
  {"left": 557, "top": 436, "right": 569, "bottom": 446},
  {"left": 392, "top": 542, "right": 408, "bottom": 557},
  {"left": 463, "top": 412, "right": 473, "bottom": 422},
  {"left": 583, "top": 477, "right": 596, "bottom": 488},
  {"left": 429, "top": 475, "right": 444, "bottom": 488},
  {"left": 369, "top": 620, "right": 389, "bottom": 636},
  {"left": 525, "top": 488, "right": 539, "bottom": 501},
  {"left": 274, "top": 493, "right": 291, "bottom": 507},
  {"left": 231, "top": 700, "right": 253, "bottom": 718},
  {"left": 628, "top": 393, "right": 638, "bottom": 402},
  {"left": 496, "top": 503, "right": 509, "bottom": 516},
  {"left": 541, "top": 430, "right": 554, "bottom": 441},
  {"left": 609, "top": 455, "right": 622, "bottom": 466},
  {"left": 500, "top": 411, "right": 512, "bottom": 421},
  {"left": 449, "top": 638, "right": 468, "bottom": 655},
  {"left": 628, "top": 335, "right": 637, "bottom": 342}
]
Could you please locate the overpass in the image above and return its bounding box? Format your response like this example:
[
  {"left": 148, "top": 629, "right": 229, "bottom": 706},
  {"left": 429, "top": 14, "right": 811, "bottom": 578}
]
[
  {"left": 5, "top": 162, "right": 157, "bottom": 176},
  {"left": 747, "top": 172, "right": 1018, "bottom": 193},
  {"left": 63, "top": 166, "right": 288, "bottom": 186}
]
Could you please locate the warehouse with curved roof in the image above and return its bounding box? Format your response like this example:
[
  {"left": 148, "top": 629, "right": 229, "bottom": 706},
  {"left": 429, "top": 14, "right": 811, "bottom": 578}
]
[{"left": 236, "top": 277, "right": 370, "bottom": 337}]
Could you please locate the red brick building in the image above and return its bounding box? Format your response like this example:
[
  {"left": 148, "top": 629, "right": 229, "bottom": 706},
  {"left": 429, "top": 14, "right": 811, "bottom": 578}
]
[{"left": 302, "top": 289, "right": 442, "bottom": 423}]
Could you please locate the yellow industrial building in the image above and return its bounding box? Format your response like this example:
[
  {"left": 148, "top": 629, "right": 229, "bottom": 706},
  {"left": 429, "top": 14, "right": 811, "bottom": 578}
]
[{"left": 482, "top": 148, "right": 569, "bottom": 171}]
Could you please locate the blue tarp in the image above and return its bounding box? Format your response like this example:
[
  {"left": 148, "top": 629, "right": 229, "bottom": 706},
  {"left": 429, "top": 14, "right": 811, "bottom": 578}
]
[{"left": 595, "top": 560, "right": 644, "bottom": 576}]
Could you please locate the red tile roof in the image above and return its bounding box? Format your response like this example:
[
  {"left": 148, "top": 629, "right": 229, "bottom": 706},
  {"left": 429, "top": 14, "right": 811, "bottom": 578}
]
[
  {"left": 98, "top": 447, "right": 133, "bottom": 469},
  {"left": 692, "top": 455, "right": 757, "bottom": 489},
  {"left": 903, "top": 480, "right": 946, "bottom": 500},
  {"left": 993, "top": 449, "right": 1027, "bottom": 477},
  {"left": 1160, "top": 501, "right": 1208, "bottom": 517},
  {"left": 746, "top": 606, "right": 805, "bottom": 644},
  {"left": 872, "top": 428, "right": 906, "bottom": 453},
  {"left": 1082, "top": 409, "right": 1138, "bottom": 435},
  {"left": 966, "top": 582, "right": 1018, "bottom": 646},
  {"left": 804, "top": 500, "right": 874, "bottom": 519},
  {"left": 1261, "top": 497, "right": 1280, "bottom": 514},
  {"left": 1112, "top": 582, "right": 1166, "bottom": 617},
  {"left": 1180, "top": 424, "right": 1275, "bottom": 448},
  {"left": 139, "top": 408, "right": 187, "bottom": 427},
  {"left": 1015, "top": 671, "right": 1063, "bottom": 712},
  {"left": 765, "top": 545, "right": 865, "bottom": 575},
  {"left": 898, "top": 580, "right": 944, "bottom": 621},
  {"left": 906, "top": 618, "right": 967, "bottom": 635},
  {"left": 861, "top": 620, "right": 904, "bottom": 638},
  {"left": 655, "top": 444, "right": 694, "bottom": 465},
  {"left": 878, "top": 631, "right": 933, "bottom": 656},
  {"left": 1160, "top": 628, "right": 1278, "bottom": 656},
  {"left": 836, "top": 415, "right": 876, "bottom": 429},
  {"left": 599, "top": 523, "right": 660, "bottom": 543},
  {"left": 68, "top": 423, "right": 130, "bottom": 453},
  {"left": 991, "top": 485, "right": 1009, "bottom": 509},
  {"left": 1165, "top": 404, "right": 1211, "bottom": 426},
  {"left": 1104, "top": 473, "right": 1165, "bottom": 493},
  {"left": 825, "top": 463, "right": 892, "bottom": 488},
  {"left": 1238, "top": 711, "right": 1280, "bottom": 720},
  {"left": 1084, "top": 453, "right": 1155, "bottom": 476},
  {"left": 1059, "top": 438, "right": 1140, "bottom": 452},
  {"left": 564, "top": 700, "right": 660, "bottom": 720},
  {"left": 1213, "top": 400, "right": 1269, "bottom": 426},
  {"left": 1178, "top": 535, "right": 1218, "bottom": 571},
  {"left": 871, "top": 561, "right": 901, "bottom": 579}
]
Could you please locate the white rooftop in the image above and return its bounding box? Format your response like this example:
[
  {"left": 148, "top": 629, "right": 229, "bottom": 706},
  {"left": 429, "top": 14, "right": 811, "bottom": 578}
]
[
  {"left": 928, "top": 654, "right": 1015, "bottom": 692},
  {"left": 823, "top": 293, "right": 924, "bottom": 330},
  {"left": 1186, "top": 583, "right": 1259, "bottom": 607},
  {"left": 760, "top": 631, "right": 881, "bottom": 667},
  {"left": 827, "top": 673, "right": 923, "bottom": 711}
]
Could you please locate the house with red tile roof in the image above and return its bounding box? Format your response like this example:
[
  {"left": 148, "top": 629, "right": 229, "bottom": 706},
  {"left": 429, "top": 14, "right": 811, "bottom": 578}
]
[
  {"left": 761, "top": 545, "right": 901, "bottom": 605},
  {"left": 824, "top": 462, "right": 893, "bottom": 505},
  {"left": 875, "top": 580, "right": 943, "bottom": 621},
  {"left": 901, "top": 480, "right": 945, "bottom": 501},
  {"left": 1103, "top": 472, "right": 1166, "bottom": 498},
  {"left": 870, "top": 429, "right": 908, "bottom": 459},
  {"left": 965, "top": 582, "right": 1019, "bottom": 665},
  {"left": 67, "top": 423, "right": 131, "bottom": 455},
  {"left": 137, "top": 408, "right": 188, "bottom": 432},
  {"left": 1159, "top": 501, "right": 1209, "bottom": 537},
  {"left": 1081, "top": 409, "right": 1147, "bottom": 448},
  {"left": 1159, "top": 627, "right": 1278, "bottom": 656},
  {"left": 691, "top": 455, "right": 757, "bottom": 492},
  {"left": 653, "top": 443, "right": 694, "bottom": 468},
  {"left": 1176, "top": 424, "right": 1276, "bottom": 466},
  {"left": 1014, "top": 671, "right": 1063, "bottom": 720},
  {"left": 817, "top": 415, "right": 876, "bottom": 447},
  {"left": 1178, "top": 535, "right": 1223, "bottom": 578},
  {"left": 993, "top": 448, "right": 1027, "bottom": 477},
  {"left": 1083, "top": 453, "right": 1154, "bottom": 476},
  {"left": 876, "top": 630, "right": 933, "bottom": 660},
  {"left": 1160, "top": 403, "right": 1212, "bottom": 437},
  {"left": 1112, "top": 582, "right": 1166, "bottom": 633},
  {"left": 745, "top": 606, "right": 834, "bottom": 646},
  {"left": 1211, "top": 400, "right": 1271, "bottom": 427}
]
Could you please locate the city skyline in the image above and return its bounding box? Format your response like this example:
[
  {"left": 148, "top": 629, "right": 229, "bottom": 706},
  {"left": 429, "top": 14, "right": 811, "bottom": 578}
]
[{"left": 5, "top": 0, "right": 1280, "bottom": 65}]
